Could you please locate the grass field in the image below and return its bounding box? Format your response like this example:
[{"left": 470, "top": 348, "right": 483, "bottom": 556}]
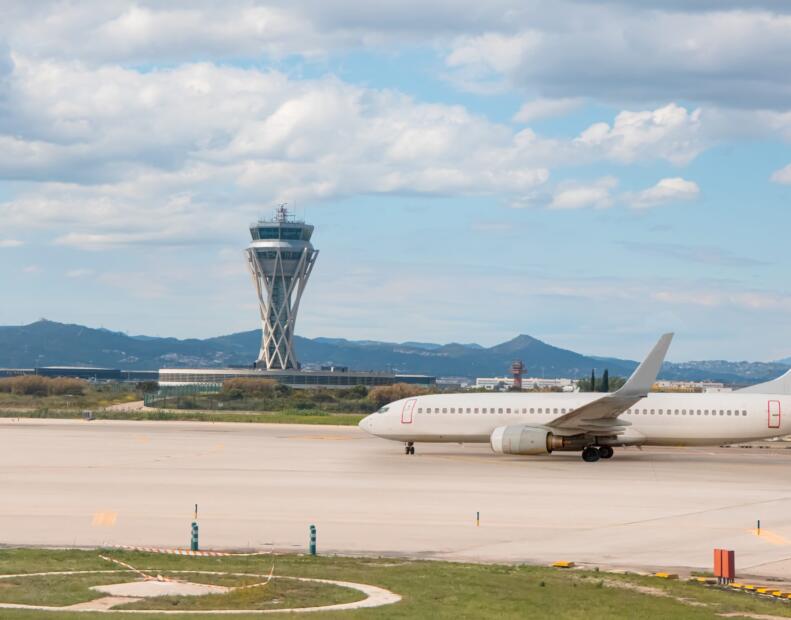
[
  {"left": 0, "top": 408, "right": 366, "bottom": 425},
  {"left": 0, "top": 390, "right": 139, "bottom": 411},
  {"left": 1, "top": 548, "right": 791, "bottom": 619}
]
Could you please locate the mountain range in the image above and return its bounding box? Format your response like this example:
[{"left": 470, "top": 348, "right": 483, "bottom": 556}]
[{"left": 0, "top": 320, "right": 788, "bottom": 385}]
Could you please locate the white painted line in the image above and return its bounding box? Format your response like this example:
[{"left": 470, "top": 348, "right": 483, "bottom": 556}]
[{"left": 0, "top": 570, "right": 401, "bottom": 614}]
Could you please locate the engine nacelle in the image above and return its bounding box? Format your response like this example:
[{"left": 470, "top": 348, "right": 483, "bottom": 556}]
[
  {"left": 490, "top": 425, "right": 550, "bottom": 455},
  {"left": 490, "top": 425, "right": 589, "bottom": 455}
]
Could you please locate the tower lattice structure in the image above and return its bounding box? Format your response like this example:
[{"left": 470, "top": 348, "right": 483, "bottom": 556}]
[{"left": 245, "top": 205, "right": 318, "bottom": 370}]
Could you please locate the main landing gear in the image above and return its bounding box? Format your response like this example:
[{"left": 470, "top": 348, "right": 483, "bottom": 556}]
[
  {"left": 405, "top": 442, "right": 415, "bottom": 455},
  {"left": 581, "top": 446, "right": 614, "bottom": 462}
]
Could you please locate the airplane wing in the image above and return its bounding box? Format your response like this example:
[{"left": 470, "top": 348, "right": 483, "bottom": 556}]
[{"left": 547, "top": 333, "right": 673, "bottom": 432}]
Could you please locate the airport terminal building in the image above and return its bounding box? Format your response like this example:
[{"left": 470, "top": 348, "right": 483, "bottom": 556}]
[{"left": 158, "top": 368, "right": 434, "bottom": 388}]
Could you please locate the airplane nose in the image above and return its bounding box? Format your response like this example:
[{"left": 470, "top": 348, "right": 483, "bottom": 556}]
[{"left": 358, "top": 415, "right": 373, "bottom": 433}]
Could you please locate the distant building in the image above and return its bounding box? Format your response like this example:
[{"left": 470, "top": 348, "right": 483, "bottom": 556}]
[
  {"left": 0, "top": 367, "right": 158, "bottom": 382},
  {"left": 654, "top": 380, "right": 731, "bottom": 393},
  {"left": 158, "top": 368, "right": 435, "bottom": 389},
  {"left": 475, "top": 376, "right": 576, "bottom": 392}
]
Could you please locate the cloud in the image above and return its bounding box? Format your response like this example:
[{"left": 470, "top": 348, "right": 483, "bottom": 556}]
[
  {"left": 1, "top": 2, "right": 789, "bottom": 111},
  {"left": 548, "top": 177, "right": 617, "bottom": 210},
  {"left": 0, "top": 58, "right": 560, "bottom": 246},
  {"left": 770, "top": 163, "right": 791, "bottom": 184},
  {"left": 442, "top": 6, "right": 791, "bottom": 109},
  {"left": 513, "top": 98, "right": 584, "bottom": 123},
  {"left": 620, "top": 241, "right": 765, "bottom": 267},
  {"left": 0, "top": 239, "right": 23, "bottom": 247},
  {"left": 576, "top": 104, "right": 705, "bottom": 165},
  {"left": 65, "top": 268, "right": 95, "bottom": 278},
  {"left": 625, "top": 177, "right": 700, "bottom": 209}
]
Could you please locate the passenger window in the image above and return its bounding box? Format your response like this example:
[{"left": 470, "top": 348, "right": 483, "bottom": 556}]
[
  {"left": 743, "top": 411, "right": 747, "bottom": 416},
  {"left": 650, "top": 410, "right": 655, "bottom": 415},
  {"left": 553, "top": 408, "right": 558, "bottom": 414},
  {"left": 498, "top": 408, "right": 503, "bottom": 414},
  {"left": 506, "top": 408, "right": 511, "bottom": 414},
  {"left": 530, "top": 408, "right": 534, "bottom": 414},
  {"left": 450, "top": 408, "right": 455, "bottom": 414},
  {"left": 442, "top": 408, "right": 447, "bottom": 414},
  {"left": 466, "top": 408, "right": 471, "bottom": 414},
  {"left": 704, "top": 410, "right": 708, "bottom": 415},
  {"left": 417, "top": 408, "right": 422, "bottom": 413},
  {"left": 474, "top": 408, "right": 479, "bottom": 414},
  {"left": 719, "top": 410, "right": 724, "bottom": 416},
  {"left": 726, "top": 410, "right": 731, "bottom": 415}
]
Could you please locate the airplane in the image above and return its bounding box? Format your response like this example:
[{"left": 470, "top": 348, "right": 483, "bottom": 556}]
[{"left": 358, "top": 333, "right": 791, "bottom": 462}]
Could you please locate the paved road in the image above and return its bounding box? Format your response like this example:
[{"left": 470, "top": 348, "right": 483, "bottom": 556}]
[{"left": 2, "top": 419, "right": 791, "bottom": 579}]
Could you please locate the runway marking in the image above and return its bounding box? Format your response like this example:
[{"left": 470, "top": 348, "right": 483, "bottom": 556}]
[
  {"left": 92, "top": 512, "right": 117, "bottom": 527},
  {"left": 750, "top": 529, "right": 791, "bottom": 546}
]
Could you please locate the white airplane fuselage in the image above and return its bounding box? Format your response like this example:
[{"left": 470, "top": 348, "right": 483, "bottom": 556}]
[{"left": 359, "top": 392, "right": 791, "bottom": 447}]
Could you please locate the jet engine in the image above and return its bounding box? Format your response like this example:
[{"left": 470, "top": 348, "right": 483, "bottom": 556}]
[{"left": 490, "top": 425, "right": 587, "bottom": 455}]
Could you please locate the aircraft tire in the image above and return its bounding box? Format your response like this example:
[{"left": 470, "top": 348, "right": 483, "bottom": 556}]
[
  {"left": 598, "top": 446, "right": 614, "bottom": 459},
  {"left": 581, "top": 447, "right": 600, "bottom": 463}
]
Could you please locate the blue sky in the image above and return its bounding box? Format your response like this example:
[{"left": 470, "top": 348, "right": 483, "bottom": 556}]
[{"left": 1, "top": 1, "right": 791, "bottom": 362}]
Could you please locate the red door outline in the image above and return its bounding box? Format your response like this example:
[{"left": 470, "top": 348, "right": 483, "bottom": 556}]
[
  {"left": 401, "top": 399, "right": 417, "bottom": 424},
  {"left": 768, "top": 400, "right": 781, "bottom": 428}
]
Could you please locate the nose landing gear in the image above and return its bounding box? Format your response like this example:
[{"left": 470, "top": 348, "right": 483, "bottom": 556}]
[{"left": 405, "top": 442, "right": 415, "bottom": 455}]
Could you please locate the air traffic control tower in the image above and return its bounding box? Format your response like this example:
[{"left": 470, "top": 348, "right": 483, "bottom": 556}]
[{"left": 245, "top": 205, "right": 318, "bottom": 370}]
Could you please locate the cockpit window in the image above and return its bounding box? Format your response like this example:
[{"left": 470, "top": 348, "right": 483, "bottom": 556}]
[{"left": 377, "top": 406, "right": 389, "bottom": 414}]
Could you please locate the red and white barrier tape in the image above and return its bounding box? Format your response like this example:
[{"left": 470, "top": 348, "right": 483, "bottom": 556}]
[{"left": 115, "top": 545, "right": 270, "bottom": 557}]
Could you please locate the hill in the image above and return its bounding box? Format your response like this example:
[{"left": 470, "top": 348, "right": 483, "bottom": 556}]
[{"left": 0, "top": 320, "right": 786, "bottom": 384}]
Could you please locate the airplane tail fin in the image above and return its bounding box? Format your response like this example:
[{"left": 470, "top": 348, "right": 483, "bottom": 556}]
[{"left": 737, "top": 369, "right": 791, "bottom": 394}]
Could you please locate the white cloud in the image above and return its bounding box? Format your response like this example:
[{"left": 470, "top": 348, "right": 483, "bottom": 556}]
[
  {"left": 1, "top": 2, "right": 789, "bottom": 110},
  {"left": 513, "top": 98, "right": 583, "bottom": 123},
  {"left": 65, "top": 268, "right": 95, "bottom": 278},
  {"left": 0, "top": 58, "right": 559, "bottom": 247},
  {"left": 770, "top": 163, "right": 791, "bottom": 184},
  {"left": 576, "top": 104, "right": 705, "bottom": 165},
  {"left": 0, "top": 239, "right": 23, "bottom": 247},
  {"left": 548, "top": 177, "right": 617, "bottom": 210},
  {"left": 442, "top": 7, "right": 791, "bottom": 109},
  {"left": 625, "top": 177, "right": 700, "bottom": 210}
]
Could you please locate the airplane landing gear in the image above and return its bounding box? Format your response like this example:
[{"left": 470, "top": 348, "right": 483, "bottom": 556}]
[
  {"left": 405, "top": 442, "right": 415, "bottom": 455},
  {"left": 598, "top": 446, "right": 614, "bottom": 459},
  {"left": 581, "top": 446, "right": 600, "bottom": 462}
]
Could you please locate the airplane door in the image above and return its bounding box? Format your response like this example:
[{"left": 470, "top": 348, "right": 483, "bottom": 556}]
[
  {"left": 768, "top": 400, "right": 781, "bottom": 428},
  {"left": 401, "top": 399, "right": 417, "bottom": 424}
]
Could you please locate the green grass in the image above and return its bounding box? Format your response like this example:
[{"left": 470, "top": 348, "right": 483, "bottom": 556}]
[
  {"left": 1, "top": 548, "right": 791, "bottom": 619},
  {"left": 0, "top": 390, "right": 139, "bottom": 410},
  {"left": 117, "top": 575, "right": 360, "bottom": 611},
  {"left": 0, "top": 408, "right": 365, "bottom": 425}
]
